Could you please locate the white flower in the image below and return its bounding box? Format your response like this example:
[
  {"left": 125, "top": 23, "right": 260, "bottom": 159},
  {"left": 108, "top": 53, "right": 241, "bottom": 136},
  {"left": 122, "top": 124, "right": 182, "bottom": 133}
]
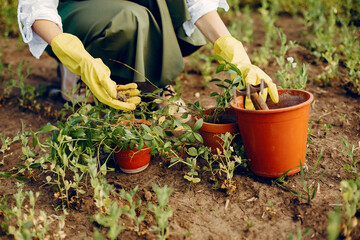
[
  {"left": 292, "top": 62, "right": 297, "bottom": 68},
  {"left": 286, "top": 57, "right": 294, "bottom": 63}
]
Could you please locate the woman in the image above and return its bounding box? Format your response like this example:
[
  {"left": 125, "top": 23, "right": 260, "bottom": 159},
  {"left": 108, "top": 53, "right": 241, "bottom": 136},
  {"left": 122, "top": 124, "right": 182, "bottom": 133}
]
[{"left": 17, "top": 0, "right": 278, "bottom": 112}]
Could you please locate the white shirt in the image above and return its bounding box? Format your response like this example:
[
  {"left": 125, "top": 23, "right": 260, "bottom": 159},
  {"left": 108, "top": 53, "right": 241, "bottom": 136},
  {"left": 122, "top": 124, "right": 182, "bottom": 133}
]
[{"left": 17, "top": 0, "right": 229, "bottom": 59}]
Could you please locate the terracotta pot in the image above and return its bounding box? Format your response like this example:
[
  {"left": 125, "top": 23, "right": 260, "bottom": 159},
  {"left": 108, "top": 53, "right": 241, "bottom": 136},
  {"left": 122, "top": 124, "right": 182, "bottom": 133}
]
[
  {"left": 113, "top": 119, "right": 152, "bottom": 174},
  {"left": 230, "top": 89, "right": 314, "bottom": 177},
  {"left": 114, "top": 146, "right": 152, "bottom": 174},
  {"left": 195, "top": 108, "right": 239, "bottom": 153}
]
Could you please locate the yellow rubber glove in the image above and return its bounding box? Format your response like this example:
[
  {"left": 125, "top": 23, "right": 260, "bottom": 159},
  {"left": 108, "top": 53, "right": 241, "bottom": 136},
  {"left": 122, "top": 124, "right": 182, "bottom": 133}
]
[
  {"left": 214, "top": 36, "right": 279, "bottom": 109},
  {"left": 51, "top": 33, "right": 141, "bottom": 111}
]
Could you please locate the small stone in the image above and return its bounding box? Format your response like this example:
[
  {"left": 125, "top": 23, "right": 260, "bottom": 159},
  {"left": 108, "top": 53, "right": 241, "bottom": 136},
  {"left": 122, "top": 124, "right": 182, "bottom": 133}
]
[
  {"left": 117, "top": 92, "right": 128, "bottom": 101},
  {"left": 144, "top": 189, "right": 152, "bottom": 201},
  {"left": 195, "top": 92, "right": 200, "bottom": 98}
]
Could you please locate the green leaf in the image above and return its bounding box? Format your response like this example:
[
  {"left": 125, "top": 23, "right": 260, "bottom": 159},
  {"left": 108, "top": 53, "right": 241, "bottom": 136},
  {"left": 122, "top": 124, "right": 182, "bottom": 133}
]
[
  {"left": 193, "top": 132, "right": 203, "bottom": 143},
  {"left": 70, "top": 129, "right": 86, "bottom": 138},
  {"left": 216, "top": 64, "right": 226, "bottom": 73},
  {"left": 211, "top": 54, "right": 225, "bottom": 62},
  {"left": 184, "top": 175, "right": 201, "bottom": 183},
  {"left": 193, "top": 118, "right": 203, "bottom": 132},
  {"left": 187, "top": 147, "right": 198, "bottom": 156},
  {"left": 215, "top": 84, "right": 228, "bottom": 89},
  {"left": 0, "top": 172, "right": 12, "bottom": 178},
  {"left": 39, "top": 124, "right": 58, "bottom": 134},
  {"left": 70, "top": 116, "right": 84, "bottom": 126},
  {"left": 15, "top": 176, "right": 29, "bottom": 181},
  {"left": 29, "top": 163, "right": 41, "bottom": 169},
  {"left": 142, "top": 124, "right": 152, "bottom": 133},
  {"left": 209, "top": 78, "right": 221, "bottom": 83},
  {"left": 16, "top": 164, "right": 27, "bottom": 169}
]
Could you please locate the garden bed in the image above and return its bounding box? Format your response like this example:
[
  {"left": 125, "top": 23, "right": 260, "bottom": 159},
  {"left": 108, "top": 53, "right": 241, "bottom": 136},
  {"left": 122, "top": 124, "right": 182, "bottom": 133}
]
[{"left": 1, "top": 5, "right": 360, "bottom": 240}]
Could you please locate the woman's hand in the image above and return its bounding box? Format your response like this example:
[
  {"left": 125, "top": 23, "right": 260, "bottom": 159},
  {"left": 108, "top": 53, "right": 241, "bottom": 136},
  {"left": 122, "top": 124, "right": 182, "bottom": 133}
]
[
  {"left": 51, "top": 33, "right": 141, "bottom": 111},
  {"left": 214, "top": 36, "right": 279, "bottom": 110}
]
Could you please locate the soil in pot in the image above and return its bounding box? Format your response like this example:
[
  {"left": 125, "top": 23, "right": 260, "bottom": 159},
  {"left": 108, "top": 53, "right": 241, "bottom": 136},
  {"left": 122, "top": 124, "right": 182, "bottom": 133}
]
[{"left": 230, "top": 89, "right": 314, "bottom": 177}]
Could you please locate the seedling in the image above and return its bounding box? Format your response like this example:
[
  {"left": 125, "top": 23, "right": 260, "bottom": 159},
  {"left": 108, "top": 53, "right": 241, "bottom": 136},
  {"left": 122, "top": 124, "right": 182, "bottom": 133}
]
[
  {"left": 5, "top": 182, "right": 66, "bottom": 239},
  {"left": 213, "top": 132, "right": 243, "bottom": 195},
  {"left": 185, "top": 55, "right": 244, "bottom": 124},
  {"left": 119, "top": 186, "right": 147, "bottom": 234},
  {"left": 148, "top": 184, "right": 173, "bottom": 240},
  {"left": 274, "top": 148, "right": 325, "bottom": 204},
  {"left": 341, "top": 138, "right": 360, "bottom": 180},
  {"left": 287, "top": 227, "right": 312, "bottom": 240}
]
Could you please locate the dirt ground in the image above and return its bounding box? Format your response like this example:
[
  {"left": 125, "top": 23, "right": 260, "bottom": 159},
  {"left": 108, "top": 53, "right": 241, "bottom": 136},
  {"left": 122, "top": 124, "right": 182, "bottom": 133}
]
[{"left": 1, "top": 14, "right": 360, "bottom": 240}]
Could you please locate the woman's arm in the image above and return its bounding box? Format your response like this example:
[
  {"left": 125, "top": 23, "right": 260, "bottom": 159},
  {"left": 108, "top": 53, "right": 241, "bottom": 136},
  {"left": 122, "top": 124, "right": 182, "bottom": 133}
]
[
  {"left": 32, "top": 20, "right": 63, "bottom": 45},
  {"left": 194, "top": 10, "right": 231, "bottom": 44}
]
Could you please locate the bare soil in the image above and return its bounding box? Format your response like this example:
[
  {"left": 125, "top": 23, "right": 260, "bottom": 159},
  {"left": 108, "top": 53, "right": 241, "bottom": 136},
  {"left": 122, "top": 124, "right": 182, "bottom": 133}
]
[{"left": 1, "top": 14, "right": 360, "bottom": 239}]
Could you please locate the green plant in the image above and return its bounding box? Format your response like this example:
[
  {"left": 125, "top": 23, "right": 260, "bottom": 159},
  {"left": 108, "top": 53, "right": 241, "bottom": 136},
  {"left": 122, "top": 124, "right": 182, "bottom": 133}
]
[
  {"left": 169, "top": 143, "right": 210, "bottom": 183},
  {"left": 339, "top": 179, "right": 360, "bottom": 238},
  {"left": 6, "top": 182, "right": 66, "bottom": 239},
  {"left": 186, "top": 55, "right": 244, "bottom": 124},
  {"left": 327, "top": 206, "right": 342, "bottom": 240},
  {"left": 287, "top": 227, "right": 312, "bottom": 240},
  {"left": 252, "top": 0, "right": 278, "bottom": 66},
  {"left": 0, "top": 0, "right": 19, "bottom": 38},
  {"left": 341, "top": 138, "right": 360, "bottom": 180},
  {"left": 322, "top": 123, "right": 333, "bottom": 137},
  {"left": 148, "top": 184, "right": 173, "bottom": 240},
  {"left": 274, "top": 30, "right": 309, "bottom": 89},
  {"left": 119, "top": 186, "right": 147, "bottom": 234},
  {"left": 93, "top": 202, "right": 126, "bottom": 240},
  {"left": 213, "top": 132, "right": 243, "bottom": 195},
  {"left": 228, "top": 5, "right": 254, "bottom": 43},
  {"left": 274, "top": 148, "right": 325, "bottom": 204}
]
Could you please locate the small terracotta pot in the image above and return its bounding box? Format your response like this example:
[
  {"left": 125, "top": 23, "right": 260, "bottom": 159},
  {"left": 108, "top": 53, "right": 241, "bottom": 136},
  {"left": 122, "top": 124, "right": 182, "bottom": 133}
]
[
  {"left": 113, "top": 119, "right": 152, "bottom": 174},
  {"left": 114, "top": 146, "right": 152, "bottom": 174},
  {"left": 230, "top": 89, "right": 314, "bottom": 177},
  {"left": 195, "top": 108, "right": 239, "bottom": 153}
]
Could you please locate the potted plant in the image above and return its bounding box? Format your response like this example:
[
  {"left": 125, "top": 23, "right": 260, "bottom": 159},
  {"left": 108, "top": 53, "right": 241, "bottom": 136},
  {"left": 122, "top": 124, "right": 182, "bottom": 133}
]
[
  {"left": 185, "top": 57, "right": 245, "bottom": 153},
  {"left": 112, "top": 118, "right": 153, "bottom": 173}
]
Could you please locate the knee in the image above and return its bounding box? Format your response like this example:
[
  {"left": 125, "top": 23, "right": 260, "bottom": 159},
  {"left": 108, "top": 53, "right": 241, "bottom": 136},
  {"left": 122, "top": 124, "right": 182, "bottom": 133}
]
[{"left": 108, "top": 4, "right": 150, "bottom": 41}]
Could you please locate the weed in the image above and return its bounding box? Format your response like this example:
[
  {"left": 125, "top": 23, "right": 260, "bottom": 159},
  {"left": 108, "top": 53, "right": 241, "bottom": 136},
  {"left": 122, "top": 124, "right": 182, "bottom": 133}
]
[
  {"left": 93, "top": 202, "right": 126, "bottom": 240},
  {"left": 228, "top": 5, "right": 254, "bottom": 43},
  {"left": 274, "top": 29, "right": 309, "bottom": 89},
  {"left": 287, "top": 227, "right": 312, "bottom": 240},
  {"left": 0, "top": 0, "right": 19, "bottom": 38},
  {"left": 119, "top": 186, "right": 147, "bottom": 234},
  {"left": 327, "top": 206, "right": 342, "bottom": 240},
  {"left": 186, "top": 55, "right": 244, "bottom": 124},
  {"left": 341, "top": 138, "right": 360, "bottom": 180},
  {"left": 148, "top": 184, "right": 173, "bottom": 240},
  {"left": 274, "top": 148, "right": 325, "bottom": 204},
  {"left": 253, "top": 0, "right": 278, "bottom": 66},
  {"left": 5, "top": 182, "right": 66, "bottom": 239},
  {"left": 322, "top": 123, "right": 333, "bottom": 137},
  {"left": 212, "top": 132, "right": 243, "bottom": 195},
  {"left": 339, "top": 179, "right": 360, "bottom": 237}
]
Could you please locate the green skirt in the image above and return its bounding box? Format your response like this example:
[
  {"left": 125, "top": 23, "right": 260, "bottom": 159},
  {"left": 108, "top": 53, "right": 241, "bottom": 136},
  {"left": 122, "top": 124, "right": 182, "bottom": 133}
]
[{"left": 50, "top": 0, "right": 206, "bottom": 87}]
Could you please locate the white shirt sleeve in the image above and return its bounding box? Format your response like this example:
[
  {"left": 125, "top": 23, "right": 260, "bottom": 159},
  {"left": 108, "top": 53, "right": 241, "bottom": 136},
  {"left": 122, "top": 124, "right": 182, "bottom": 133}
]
[
  {"left": 183, "top": 0, "right": 229, "bottom": 37},
  {"left": 18, "top": 0, "right": 62, "bottom": 59}
]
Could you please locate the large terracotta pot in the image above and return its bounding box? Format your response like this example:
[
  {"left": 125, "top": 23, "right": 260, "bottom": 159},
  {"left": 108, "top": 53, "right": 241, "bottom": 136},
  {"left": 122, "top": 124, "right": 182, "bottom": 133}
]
[
  {"left": 230, "top": 89, "right": 314, "bottom": 177},
  {"left": 195, "top": 108, "right": 239, "bottom": 153},
  {"left": 113, "top": 119, "right": 152, "bottom": 174}
]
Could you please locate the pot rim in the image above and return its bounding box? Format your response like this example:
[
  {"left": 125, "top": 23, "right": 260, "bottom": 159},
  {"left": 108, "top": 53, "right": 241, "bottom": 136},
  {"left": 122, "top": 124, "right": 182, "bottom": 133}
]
[{"left": 230, "top": 89, "right": 314, "bottom": 114}]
